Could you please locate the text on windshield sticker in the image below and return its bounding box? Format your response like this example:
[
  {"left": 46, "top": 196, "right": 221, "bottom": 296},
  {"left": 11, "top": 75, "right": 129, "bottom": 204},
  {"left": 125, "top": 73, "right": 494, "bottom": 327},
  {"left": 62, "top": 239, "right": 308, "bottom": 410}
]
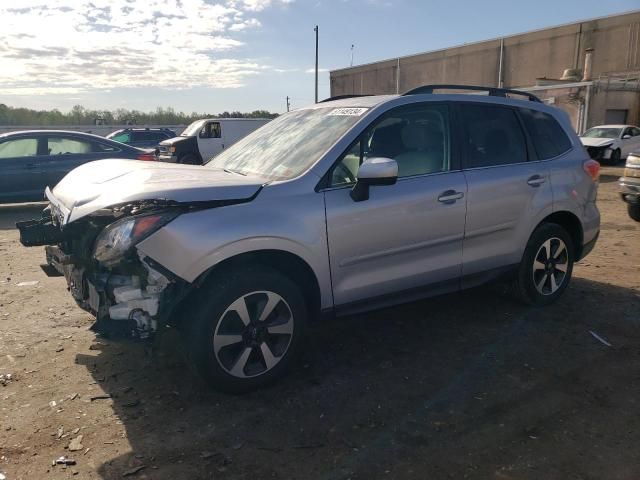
[{"left": 328, "top": 108, "right": 368, "bottom": 116}]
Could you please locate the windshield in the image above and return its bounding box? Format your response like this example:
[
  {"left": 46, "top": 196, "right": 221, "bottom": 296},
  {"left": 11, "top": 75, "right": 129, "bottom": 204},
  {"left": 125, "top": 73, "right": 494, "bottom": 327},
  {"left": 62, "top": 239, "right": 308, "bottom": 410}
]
[
  {"left": 205, "top": 107, "right": 366, "bottom": 180},
  {"left": 181, "top": 120, "right": 205, "bottom": 137},
  {"left": 582, "top": 127, "right": 622, "bottom": 139}
]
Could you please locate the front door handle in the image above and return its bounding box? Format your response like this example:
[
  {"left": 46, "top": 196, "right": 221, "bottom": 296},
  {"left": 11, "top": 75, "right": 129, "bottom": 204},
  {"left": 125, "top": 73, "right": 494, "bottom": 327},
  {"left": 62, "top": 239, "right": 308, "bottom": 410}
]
[
  {"left": 527, "top": 175, "right": 546, "bottom": 187},
  {"left": 438, "top": 190, "right": 464, "bottom": 204},
  {"left": 25, "top": 163, "right": 37, "bottom": 169}
]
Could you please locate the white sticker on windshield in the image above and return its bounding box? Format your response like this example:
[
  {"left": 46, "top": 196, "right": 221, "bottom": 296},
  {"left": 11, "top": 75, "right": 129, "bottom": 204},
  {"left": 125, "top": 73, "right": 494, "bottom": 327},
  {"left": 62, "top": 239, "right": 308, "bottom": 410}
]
[{"left": 328, "top": 107, "right": 368, "bottom": 116}]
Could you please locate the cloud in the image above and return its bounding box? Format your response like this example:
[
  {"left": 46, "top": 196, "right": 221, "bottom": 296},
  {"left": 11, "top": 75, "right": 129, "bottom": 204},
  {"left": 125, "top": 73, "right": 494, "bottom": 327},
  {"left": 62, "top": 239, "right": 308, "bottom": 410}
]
[
  {"left": 305, "top": 67, "right": 330, "bottom": 73},
  {"left": 0, "top": 0, "right": 293, "bottom": 96},
  {"left": 228, "top": 18, "right": 262, "bottom": 31},
  {"left": 232, "top": 0, "right": 294, "bottom": 11}
]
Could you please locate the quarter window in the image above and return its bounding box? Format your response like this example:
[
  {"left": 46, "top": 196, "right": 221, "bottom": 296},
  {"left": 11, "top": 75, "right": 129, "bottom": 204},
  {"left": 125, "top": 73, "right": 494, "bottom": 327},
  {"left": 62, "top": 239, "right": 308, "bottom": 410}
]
[
  {"left": 461, "top": 104, "right": 527, "bottom": 168},
  {"left": 519, "top": 108, "right": 572, "bottom": 159},
  {"left": 0, "top": 138, "right": 39, "bottom": 159},
  {"left": 329, "top": 104, "right": 450, "bottom": 186},
  {"left": 94, "top": 142, "right": 119, "bottom": 152}
]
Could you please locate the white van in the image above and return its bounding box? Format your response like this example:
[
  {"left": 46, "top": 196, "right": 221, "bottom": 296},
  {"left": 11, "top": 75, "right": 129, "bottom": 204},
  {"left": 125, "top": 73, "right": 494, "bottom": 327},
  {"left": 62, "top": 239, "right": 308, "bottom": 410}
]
[{"left": 156, "top": 118, "right": 271, "bottom": 164}]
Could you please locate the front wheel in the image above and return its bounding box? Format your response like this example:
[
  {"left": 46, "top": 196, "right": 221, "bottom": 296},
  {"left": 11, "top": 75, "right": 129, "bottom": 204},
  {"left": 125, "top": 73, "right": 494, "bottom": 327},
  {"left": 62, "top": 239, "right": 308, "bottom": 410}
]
[
  {"left": 610, "top": 149, "right": 621, "bottom": 165},
  {"left": 186, "top": 266, "right": 307, "bottom": 393},
  {"left": 628, "top": 204, "right": 640, "bottom": 222},
  {"left": 513, "top": 223, "right": 574, "bottom": 306}
]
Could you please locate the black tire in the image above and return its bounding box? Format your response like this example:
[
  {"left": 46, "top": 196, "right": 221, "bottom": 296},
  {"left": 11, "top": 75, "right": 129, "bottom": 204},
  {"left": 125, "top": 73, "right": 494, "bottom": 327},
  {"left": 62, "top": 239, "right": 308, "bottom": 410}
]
[
  {"left": 186, "top": 265, "right": 307, "bottom": 393},
  {"left": 513, "top": 223, "right": 575, "bottom": 306},
  {"left": 628, "top": 204, "right": 640, "bottom": 222},
  {"left": 179, "top": 154, "right": 201, "bottom": 165},
  {"left": 610, "top": 149, "right": 621, "bottom": 165}
]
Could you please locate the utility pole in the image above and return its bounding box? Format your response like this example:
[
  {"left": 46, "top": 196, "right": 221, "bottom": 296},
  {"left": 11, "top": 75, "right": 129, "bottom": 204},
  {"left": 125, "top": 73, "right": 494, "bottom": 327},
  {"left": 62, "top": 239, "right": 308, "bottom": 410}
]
[
  {"left": 286, "top": 96, "right": 291, "bottom": 112},
  {"left": 314, "top": 25, "right": 319, "bottom": 103},
  {"left": 350, "top": 44, "right": 354, "bottom": 67}
]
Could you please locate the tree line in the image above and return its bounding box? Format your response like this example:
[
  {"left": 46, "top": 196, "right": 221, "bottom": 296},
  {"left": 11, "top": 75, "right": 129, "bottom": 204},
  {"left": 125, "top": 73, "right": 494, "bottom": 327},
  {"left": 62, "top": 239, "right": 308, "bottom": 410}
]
[{"left": 0, "top": 104, "right": 279, "bottom": 126}]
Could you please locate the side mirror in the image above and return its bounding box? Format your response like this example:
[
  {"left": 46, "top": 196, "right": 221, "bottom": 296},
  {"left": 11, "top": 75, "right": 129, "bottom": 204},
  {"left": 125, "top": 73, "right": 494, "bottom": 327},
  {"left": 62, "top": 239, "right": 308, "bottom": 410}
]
[
  {"left": 350, "top": 157, "right": 398, "bottom": 202},
  {"left": 622, "top": 134, "right": 632, "bottom": 139}
]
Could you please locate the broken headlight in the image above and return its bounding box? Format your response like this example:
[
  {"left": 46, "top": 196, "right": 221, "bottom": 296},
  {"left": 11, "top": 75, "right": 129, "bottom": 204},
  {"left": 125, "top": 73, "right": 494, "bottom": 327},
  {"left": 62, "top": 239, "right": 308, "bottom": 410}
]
[{"left": 93, "top": 212, "right": 178, "bottom": 266}]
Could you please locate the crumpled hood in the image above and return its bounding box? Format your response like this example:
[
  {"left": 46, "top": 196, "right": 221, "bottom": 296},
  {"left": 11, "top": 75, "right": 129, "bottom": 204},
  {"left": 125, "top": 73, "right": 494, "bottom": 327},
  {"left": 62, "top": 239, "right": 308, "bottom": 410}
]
[
  {"left": 580, "top": 137, "right": 615, "bottom": 147},
  {"left": 49, "top": 159, "right": 265, "bottom": 224}
]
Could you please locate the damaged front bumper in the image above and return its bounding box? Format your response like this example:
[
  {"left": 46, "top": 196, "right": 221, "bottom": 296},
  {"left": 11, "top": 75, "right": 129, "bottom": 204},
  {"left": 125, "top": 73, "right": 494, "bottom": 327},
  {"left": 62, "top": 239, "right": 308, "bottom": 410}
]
[
  {"left": 17, "top": 208, "right": 188, "bottom": 341},
  {"left": 586, "top": 145, "right": 614, "bottom": 162}
]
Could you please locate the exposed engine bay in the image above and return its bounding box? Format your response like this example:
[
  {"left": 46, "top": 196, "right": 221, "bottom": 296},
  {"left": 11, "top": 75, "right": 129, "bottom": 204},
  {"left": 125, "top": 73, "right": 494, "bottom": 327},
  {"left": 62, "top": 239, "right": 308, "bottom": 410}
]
[{"left": 17, "top": 200, "right": 190, "bottom": 341}]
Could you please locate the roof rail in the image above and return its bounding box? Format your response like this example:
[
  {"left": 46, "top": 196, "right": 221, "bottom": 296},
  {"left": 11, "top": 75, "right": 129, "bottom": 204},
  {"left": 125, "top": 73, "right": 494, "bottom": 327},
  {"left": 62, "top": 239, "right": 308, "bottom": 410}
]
[
  {"left": 319, "top": 94, "right": 374, "bottom": 103},
  {"left": 402, "top": 84, "right": 542, "bottom": 103}
]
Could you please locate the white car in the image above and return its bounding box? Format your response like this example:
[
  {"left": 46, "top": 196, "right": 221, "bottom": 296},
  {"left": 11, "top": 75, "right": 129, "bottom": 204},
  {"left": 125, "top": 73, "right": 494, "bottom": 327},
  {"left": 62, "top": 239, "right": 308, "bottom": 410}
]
[{"left": 580, "top": 125, "right": 640, "bottom": 164}]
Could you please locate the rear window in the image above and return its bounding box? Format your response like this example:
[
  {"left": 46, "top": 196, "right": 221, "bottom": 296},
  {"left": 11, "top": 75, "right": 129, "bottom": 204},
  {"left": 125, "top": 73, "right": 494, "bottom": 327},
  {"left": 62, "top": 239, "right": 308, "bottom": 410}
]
[
  {"left": 520, "top": 108, "right": 572, "bottom": 160},
  {"left": 460, "top": 104, "right": 528, "bottom": 168},
  {"left": 110, "top": 132, "right": 131, "bottom": 143}
]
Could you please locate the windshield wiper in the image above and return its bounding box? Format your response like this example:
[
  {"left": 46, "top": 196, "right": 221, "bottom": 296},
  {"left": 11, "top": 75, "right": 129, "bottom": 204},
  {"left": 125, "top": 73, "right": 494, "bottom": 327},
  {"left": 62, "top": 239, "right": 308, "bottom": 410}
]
[{"left": 223, "top": 168, "right": 248, "bottom": 176}]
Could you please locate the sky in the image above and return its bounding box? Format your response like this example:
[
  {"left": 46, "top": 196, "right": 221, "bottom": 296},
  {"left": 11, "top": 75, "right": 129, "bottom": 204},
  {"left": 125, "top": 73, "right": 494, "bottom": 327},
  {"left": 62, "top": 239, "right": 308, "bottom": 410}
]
[{"left": 1, "top": 0, "right": 639, "bottom": 114}]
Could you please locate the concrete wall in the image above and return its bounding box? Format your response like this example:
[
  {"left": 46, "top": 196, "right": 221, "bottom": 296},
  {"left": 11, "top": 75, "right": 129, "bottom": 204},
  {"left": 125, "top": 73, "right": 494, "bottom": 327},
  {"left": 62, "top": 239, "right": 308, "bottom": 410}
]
[
  {"left": 589, "top": 90, "right": 640, "bottom": 126},
  {"left": 331, "top": 10, "right": 640, "bottom": 94}
]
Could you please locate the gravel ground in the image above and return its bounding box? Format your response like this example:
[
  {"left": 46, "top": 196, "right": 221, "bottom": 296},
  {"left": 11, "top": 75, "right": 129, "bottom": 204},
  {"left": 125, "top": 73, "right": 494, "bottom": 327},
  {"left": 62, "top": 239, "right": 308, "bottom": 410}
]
[{"left": 0, "top": 165, "right": 639, "bottom": 480}]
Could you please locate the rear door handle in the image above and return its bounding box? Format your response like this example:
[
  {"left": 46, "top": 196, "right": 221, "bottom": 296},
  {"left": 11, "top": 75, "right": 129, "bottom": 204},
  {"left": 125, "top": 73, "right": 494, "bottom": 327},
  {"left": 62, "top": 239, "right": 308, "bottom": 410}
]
[
  {"left": 438, "top": 190, "right": 464, "bottom": 203},
  {"left": 527, "top": 175, "right": 546, "bottom": 187},
  {"left": 25, "top": 163, "right": 37, "bottom": 169}
]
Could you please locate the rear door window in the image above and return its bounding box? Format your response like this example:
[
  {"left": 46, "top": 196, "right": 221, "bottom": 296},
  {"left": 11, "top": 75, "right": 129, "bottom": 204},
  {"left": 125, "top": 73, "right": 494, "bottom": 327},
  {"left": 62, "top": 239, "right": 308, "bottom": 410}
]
[
  {"left": 519, "top": 108, "right": 572, "bottom": 160},
  {"left": 0, "top": 138, "right": 39, "bottom": 158},
  {"left": 47, "top": 137, "right": 93, "bottom": 155},
  {"left": 460, "top": 104, "right": 528, "bottom": 168}
]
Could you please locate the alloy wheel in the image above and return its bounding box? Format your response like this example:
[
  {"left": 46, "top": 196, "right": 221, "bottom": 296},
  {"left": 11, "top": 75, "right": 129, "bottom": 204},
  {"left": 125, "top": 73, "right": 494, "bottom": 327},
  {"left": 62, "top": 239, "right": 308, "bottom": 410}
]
[
  {"left": 532, "top": 237, "right": 569, "bottom": 295},
  {"left": 213, "top": 291, "right": 294, "bottom": 378}
]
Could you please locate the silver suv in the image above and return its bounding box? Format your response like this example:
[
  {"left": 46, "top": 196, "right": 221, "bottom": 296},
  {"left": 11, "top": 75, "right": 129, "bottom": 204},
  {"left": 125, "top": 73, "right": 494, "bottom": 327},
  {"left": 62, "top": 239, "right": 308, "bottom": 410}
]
[{"left": 18, "top": 85, "right": 601, "bottom": 392}]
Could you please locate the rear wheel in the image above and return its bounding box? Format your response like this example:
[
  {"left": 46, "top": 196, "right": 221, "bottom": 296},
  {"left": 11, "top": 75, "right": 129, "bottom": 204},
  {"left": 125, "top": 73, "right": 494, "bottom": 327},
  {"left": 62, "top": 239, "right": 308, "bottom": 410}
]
[
  {"left": 628, "top": 204, "right": 640, "bottom": 222},
  {"left": 186, "top": 266, "right": 307, "bottom": 393},
  {"left": 513, "top": 223, "right": 574, "bottom": 305}
]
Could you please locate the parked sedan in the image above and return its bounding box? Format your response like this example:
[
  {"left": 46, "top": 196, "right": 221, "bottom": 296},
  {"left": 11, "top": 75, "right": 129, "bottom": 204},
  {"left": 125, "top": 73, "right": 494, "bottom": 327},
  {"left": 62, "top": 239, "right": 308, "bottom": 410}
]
[
  {"left": 580, "top": 124, "right": 640, "bottom": 164},
  {"left": 0, "top": 130, "right": 156, "bottom": 203}
]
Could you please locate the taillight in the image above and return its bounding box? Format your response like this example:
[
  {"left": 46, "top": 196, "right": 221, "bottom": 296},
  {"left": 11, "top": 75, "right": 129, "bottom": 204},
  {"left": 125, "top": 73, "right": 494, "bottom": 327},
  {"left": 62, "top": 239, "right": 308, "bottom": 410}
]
[
  {"left": 583, "top": 159, "right": 600, "bottom": 181},
  {"left": 137, "top": 152, "right": 156, "bottom": 161}
]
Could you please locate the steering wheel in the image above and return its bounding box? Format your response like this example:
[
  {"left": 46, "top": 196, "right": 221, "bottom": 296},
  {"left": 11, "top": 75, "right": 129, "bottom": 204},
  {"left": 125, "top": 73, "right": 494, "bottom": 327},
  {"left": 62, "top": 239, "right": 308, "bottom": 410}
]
[{"left": 333, "top": 162, "right": 356, "bottom": 184}]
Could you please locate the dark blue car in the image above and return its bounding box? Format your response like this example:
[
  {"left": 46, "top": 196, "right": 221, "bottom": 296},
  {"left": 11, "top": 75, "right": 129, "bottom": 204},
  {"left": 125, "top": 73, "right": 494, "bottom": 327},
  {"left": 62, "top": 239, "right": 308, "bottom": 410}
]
[
  {"left": 0, "top": 130, "right": 156, "bottom": 203},
  {"left": 106, "top": 127, "right": 175, "bottom": 148}
]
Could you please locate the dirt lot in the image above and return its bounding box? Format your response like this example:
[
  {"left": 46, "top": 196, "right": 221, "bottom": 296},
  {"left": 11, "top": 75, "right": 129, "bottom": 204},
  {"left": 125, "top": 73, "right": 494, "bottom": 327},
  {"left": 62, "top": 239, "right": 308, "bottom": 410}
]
[{"left": 1, "top": 166, "right": 639, "bottom": 480}]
